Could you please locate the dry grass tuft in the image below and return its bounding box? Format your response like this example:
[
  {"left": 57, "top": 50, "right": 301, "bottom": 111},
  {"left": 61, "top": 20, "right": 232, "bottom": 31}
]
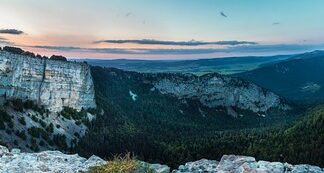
[{"left": 89, "top": 153, "right": 151, "bottom": 173}]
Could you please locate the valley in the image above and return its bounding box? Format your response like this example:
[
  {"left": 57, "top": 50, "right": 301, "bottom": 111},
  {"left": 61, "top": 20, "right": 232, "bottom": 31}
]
[{"left": 0, "top": 47, "right": 323, "bottom": 172}]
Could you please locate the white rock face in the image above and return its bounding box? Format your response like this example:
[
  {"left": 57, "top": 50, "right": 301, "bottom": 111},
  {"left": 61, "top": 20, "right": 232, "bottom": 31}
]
[
  {"left": 174, "top": 155, "right": 324, "bottom": 173},
  {"left": 1, "top": 146, "right": 323, "bottom": 173},
  {"left": 0, "top": 145, "right": 170, "bottom": 173},
  {"left": 0, "top": 145, "right": 105, "bottom": 173},
  {"left": 152, "top": 73, "right": 289, "bottom": 113},
  {"left": 0, "top": 51, "right": 96, "bottom": 112}
]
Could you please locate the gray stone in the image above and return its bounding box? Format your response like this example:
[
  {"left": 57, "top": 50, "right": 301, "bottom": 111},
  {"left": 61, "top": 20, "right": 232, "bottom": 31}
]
[
  {"left": 0, "top": 145, "right": 105, "bottom": 173},
  {"left": 0, "top": 51, "right": 96, "bottom": 112},
  {"left": 173, "top": 155, "right": 324, "bottom": 173},
  {"left": 139, "top": 161, "right": 170, "bottom": 173},
  {"left": 0, "top": 145, "right": 9, "bottom": 156},
  {"left": 152, "top": 73, "right": 289, "bottom": 114},
  {"left": 174, "top": 159, "right": 219, "bottom": 173}
]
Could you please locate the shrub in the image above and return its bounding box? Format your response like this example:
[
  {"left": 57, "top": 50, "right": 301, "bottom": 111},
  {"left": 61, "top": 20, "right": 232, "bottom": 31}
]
[
  {"left": 3, "top": 46, "right": 24, "bottom": 54},
  {"left": 11, "top": 99, "right": 24, "bottom": 112},
  {"left": 50, "top": 55, "right": 67, "bottom": 61},
  {"left": 52, "top": 134, "right": 68, "bottom": 149},
  {"left": 5, "top": 129, "right": 11, "bottom": 134},
  {"left": 39, "top": 119, "right": 47, "bottom": 128},
  {"left": 0, "top": 109, "right": 11, "bottom": 122},
  {"left": 46, "top": 123, "right": 54, "bottom": 133},
  {"left": 0, "top": 109, "right": 11, "bottom": 130},
  {"left": 0, "top": 122, "right": 5, "bottom": 130},
  {"left": 18, "top": 117, "right": 26, "bottom": 125},
  {"left": 31, "top": 115, "right": 39, "bottom": 122},
  {"left": 15, "top": 130, "right": 26, "bottom": 140},
  {"left": 30, "top": 138, "right": 39, "bottom": 152},
  {"left": 23, "top": 100, "right": 35, "bottom": 110},
  {"left": 89, "top": 153, "right": 154, "bottom": 173},
  {"left": 39, "top": 140, "right": 45, "bottom": 146},
  {"left": 60, "top": 107, "right": 87, "bottom": 120},
  {"left": 7, "top": 121, "right": 14, "bottom": 128},
  {"left": 28, "top": 127, "right": 42, "bottom": 138}
]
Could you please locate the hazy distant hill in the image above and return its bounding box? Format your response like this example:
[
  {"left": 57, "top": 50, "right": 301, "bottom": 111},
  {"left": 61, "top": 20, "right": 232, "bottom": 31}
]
[
  {"left": 79, "top": 55, "right": 291, "bottom": 75},
  {"left": 235, "top": 50, "right": 324, "bottom": 104}
]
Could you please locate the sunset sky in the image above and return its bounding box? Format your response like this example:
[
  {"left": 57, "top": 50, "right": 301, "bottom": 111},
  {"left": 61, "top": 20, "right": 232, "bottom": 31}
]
[{"left": 1, "top": 0, "right": 324, "bottom": 59}]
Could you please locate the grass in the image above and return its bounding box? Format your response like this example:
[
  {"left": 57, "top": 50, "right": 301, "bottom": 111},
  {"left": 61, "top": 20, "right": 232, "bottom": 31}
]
[{"left": 89, "top": 153, "right": 155, "bottom": 173}]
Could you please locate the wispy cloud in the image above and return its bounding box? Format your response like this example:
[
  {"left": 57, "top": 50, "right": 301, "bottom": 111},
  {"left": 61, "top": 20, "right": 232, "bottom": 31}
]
[
  {"left": 125, "top": 12, "right": 132, "bottom": 18},
  {"left": 0, "top": 29, "right": 24, "bottom": 35},
  {"left": 26, "top": 43, "right": 324, "bottom": 55},
  {"left": 220, "top": 12, "right": 227, "bottom": 18},
  {"left": 94, "top": 39, "right": 257, "bottom": 46}
]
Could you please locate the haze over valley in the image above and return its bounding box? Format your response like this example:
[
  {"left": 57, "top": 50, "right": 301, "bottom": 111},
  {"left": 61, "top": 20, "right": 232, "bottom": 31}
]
[{"left": 1, "top": 1, "right": 324, "bottom": 173}]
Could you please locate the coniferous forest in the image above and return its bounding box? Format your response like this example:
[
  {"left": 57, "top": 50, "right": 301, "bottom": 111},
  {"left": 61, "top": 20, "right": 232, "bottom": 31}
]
[{"left": 75, "top": 67, "right": 324, "bottom": 168}]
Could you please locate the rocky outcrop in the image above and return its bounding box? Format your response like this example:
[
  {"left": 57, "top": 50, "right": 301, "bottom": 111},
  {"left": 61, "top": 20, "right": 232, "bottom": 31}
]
[
  {"left": 1, "top": 145, "right": 322, "bottom": 173},
  {"left": 0, "top": 145, "right": 105, "bottom": 173},
  {"left": 0, "top": 51, "right": 96, "bottom": 112},
  {"left": 151, "top": 73, "right": 289, "bottom": 113},
  {"left": 0, "top": 145, "right": 170, "bottom": 173},
  {"left": 174, "top": 155, "right": 324, "bottom": 173}
]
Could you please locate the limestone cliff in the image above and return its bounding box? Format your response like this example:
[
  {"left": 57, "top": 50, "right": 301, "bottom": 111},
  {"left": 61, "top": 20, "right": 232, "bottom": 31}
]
[
  {"left": 0, "top": 51, "right": 96, "bottom": 112},
  {"left": 149, "top": 73, "right": 290, "bottom": 113}
]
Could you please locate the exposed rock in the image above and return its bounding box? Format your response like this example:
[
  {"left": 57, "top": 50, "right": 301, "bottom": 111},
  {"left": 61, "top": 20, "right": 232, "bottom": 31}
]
[
  {"left": 173, "top": 159, "right": 218, "bottom": 173},
  {"left": 1, "top": 146, "right": 324, "bottom": 173},
  {"left": 0, "top": 145, "right": 105, "bottom": 173},
  {"left": 174, "top": 155, "right": 324, "bottom": 173},
  {"left": 139, "top": 161, "right": 170, "bottom": 173},
  {"left": 0, "top": 51, "right": 96, "bottom": 112},
  {"left": 151, "top": 73, "right": 289, "bottom": 113}
]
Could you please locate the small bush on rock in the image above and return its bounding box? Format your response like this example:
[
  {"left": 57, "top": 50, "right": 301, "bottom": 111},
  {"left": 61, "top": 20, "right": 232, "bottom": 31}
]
[{"left": 89, "top": 153, "right": 154, "bottom": 173}]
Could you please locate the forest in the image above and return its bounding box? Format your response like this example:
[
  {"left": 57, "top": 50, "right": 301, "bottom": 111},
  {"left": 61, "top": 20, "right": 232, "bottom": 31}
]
[{"left": 74, "top": 67, "right": 324, "bottom": 168}]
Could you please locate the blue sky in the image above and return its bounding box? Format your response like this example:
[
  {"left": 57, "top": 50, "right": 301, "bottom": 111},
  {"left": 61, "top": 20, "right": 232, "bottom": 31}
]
[{"left": 0, "top": 0, "right": 324, "bottom": 59}]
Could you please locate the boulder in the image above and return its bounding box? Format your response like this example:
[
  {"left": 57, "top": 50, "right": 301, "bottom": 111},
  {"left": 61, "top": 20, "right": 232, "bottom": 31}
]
[
  {"left": 0, "top": 145, "right": 105, "bottom": 173},
  {"left": 173, "top": 155, "right": 324, "bottom": 173},
  {"left": 173, "top": 159, "right": 219, "bottom": 173}
]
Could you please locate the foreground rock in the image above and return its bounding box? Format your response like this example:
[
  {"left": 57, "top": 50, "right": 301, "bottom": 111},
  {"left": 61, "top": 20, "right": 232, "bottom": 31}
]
[
  {"left": 0, "top": 145, "right": 105, "bottom": 173},
  {"left": 0, "top": 145, "right": 169, "bottom": 173},
  {"left": 174, "top": 155, "right": 324, "bottom": 173},
  {"left": 1, "top": 145, "right": 323, "bottom": 173}
]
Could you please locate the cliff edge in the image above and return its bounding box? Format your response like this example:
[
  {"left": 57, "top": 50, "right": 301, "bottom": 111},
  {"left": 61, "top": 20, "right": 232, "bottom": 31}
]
[{"left": 0, "top": 51, "right": 96, "bottom": 112}]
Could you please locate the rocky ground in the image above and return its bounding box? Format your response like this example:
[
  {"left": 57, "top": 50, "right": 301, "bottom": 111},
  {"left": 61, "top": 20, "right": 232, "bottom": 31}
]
[
  {"left": 173, "top": 155, "right": 324, "bottom": 173},
  {"left": 1, "top": 145, "right": 323, "bottom": 173}
]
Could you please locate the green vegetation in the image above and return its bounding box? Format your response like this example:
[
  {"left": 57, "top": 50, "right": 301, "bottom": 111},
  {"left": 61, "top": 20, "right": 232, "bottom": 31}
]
[
  {"left": 18, "top": 117, "right": 26, "bottom": 125},
  {"left": 28, "top": 127, "right": 43, "bottom": 138},
  {"left": 75, "top": 67, "right": 307, "bottom": 168},
  {"left": 50, "top": 55, "right": 67, "bottom": 61},
  {"left": 11, "top": 98, "right": 24, "bottom": 112},
  {"left": 15, "top": 130, "right": 27, "bottom": 140},
  {"left": 89, "top": 153, "right": 154, "bottom": 173},
  {"left": 0, "top": 109, "right": 11, "bottom": 129},
  {"left": 53, "top": 134, "right": 68, "bottom": 150},
  {"left": 60, "top": 107, "right": 87, "bottom": 120}
]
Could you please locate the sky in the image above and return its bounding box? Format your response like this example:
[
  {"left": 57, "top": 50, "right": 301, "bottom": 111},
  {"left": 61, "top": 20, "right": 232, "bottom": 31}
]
[{"left": 0, "top": 0, "right": 324, "bottom": 60}]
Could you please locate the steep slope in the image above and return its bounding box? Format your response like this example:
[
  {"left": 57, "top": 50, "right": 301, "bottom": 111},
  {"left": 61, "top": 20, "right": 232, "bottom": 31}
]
[
  {"left": 235, "top": 50, "right": 324, "bottom": 104},
  {"left": 75, "top": 67, "right": 298, "bottom": 168},
  {"left": 0, "top": 48, "right": 97, "bottom": 152},
  {"left": 247, "top": 105, "right": 324, "bottom": 167},
  {"left": 148, "top": 72, "right": 289, "bottom": 113},
  {"left": 0, "top": 50, "right": 96, "bottom": 112}
]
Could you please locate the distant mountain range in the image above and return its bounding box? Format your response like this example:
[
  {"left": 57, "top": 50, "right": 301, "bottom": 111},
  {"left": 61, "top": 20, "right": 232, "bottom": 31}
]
[
  {"left": 78, "top": 55, "right": 292, "bottom": 75},
  {"left": 235, "top": 50, "right": 324, "bottom": 104}
]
